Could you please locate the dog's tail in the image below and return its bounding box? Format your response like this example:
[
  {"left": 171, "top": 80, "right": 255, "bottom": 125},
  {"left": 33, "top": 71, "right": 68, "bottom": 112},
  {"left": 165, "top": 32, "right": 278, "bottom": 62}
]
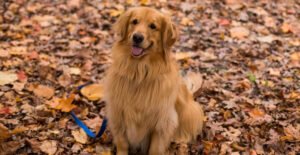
[{"left": 174, "top": 84, "right": 204, "bottom": 143}]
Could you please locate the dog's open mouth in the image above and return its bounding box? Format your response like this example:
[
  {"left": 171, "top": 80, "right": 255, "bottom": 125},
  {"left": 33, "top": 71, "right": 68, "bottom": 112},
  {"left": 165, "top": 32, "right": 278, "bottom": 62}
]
[{"left": 131, "top": 43, "right": 152, "bottom": 57}]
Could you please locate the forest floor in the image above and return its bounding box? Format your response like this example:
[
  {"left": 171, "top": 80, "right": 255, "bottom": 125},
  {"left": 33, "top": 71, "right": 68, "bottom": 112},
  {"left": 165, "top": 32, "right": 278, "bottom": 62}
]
[{"left": 0, "top": 0, "right": 299, "bottom": 155}]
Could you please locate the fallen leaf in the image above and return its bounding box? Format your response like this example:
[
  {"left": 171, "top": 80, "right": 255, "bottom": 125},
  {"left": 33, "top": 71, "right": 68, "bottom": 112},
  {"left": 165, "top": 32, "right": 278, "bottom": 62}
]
[
  {"left": 17, "top": 70, "right": 27, "bottom": 82},
  {"left": 67, "top": 0, "right": 81, "bottom": 8},
  {"left": 58, "top": 72, "right": 71, "bottom": 87},
  {"left": 26, "top": 138, "right": 41, "bottom": 153},
  {"left": 290, "top": 52, "right": 300, "bottom": 66},
  {"left": 282, "top": 125, "right": 300, "bottom": 142},
  {"left": 0, "top": 49, "right": 9, "bottom": 57},
  {"left": 0, "top": 123, "right": 10, "bottom": 142},
  {"left": 80, "top": 84, "right": 103, "bottom": 101},
  {"left": 0, "top": 72, "right": 18, "bottom": 85},
  {"left": 249, "top": 108, "right": 265, "bottom": 117},
  {"left": 256, "top": 35, "right": 278, "bottom": 43},
  {"left": 72, "top": 128, "right": 88, "bottom": 144},
  {"left": 175, "top": 51, "right": 199, "bottom": 60},
  {"left": 33, "top": 85, "right": 55, "bottom": 99},
  {"left": 202, "top": 140, "right": 214, "bottom": 154},
  {"left": 69, "top": 67, "right": 81, "bottom": 75},
  {"left": 268, "top": 68, "right": 281, "bottom": 76},
  {"left": 219, "top": 19, "right": 231, "bottom": 26},
  {"left": 230, "top": 26, "right": 250, "bottom": 39},
  {"left": 40, "top": 140, "right": 58, "bottom": 155},
  {"left": 83, "top": 116, "right": 102, "bottom": 131},
  {"left": 0, "top": 141, "right": 23, "bottom": 155},
  {"left": 285, "top": 91, "right": 300, "bottom": 101},
  {"left": 180, "top": 17, "right": 194, "bottom": 26},
  {"left": 9, "top": 46, "right": 27, "bottom": 55},
  {"left": 53, "top": 94, "right": 77, "bottom": 112},
  {"left": 110, "top": 9, "right": 124, "bottom": 17},
  {"left": 27, "top": 51, "right": 39, "bottom": 59},
  {"left": 140, "top": 0, "right": 149, "bottom": 5},
  {"left": 281, "top": 22, "right": 292, "bottom": 33},
  {"left": 71, "top": 143, "right": 82, "bottom": 153},
  {"left": 0, "top": 107, "right": 11, "bottom": 114}
]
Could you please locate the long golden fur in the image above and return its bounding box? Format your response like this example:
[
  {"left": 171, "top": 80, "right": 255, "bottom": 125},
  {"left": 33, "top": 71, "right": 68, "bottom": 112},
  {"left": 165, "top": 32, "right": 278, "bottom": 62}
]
[{"left": 104, "top": 7, "right": 204, "bottom": 155}]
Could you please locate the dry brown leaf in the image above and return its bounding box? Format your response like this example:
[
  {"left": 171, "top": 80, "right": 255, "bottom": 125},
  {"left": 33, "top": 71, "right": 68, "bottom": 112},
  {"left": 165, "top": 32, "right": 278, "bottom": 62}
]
[
  {"left": 268, "top": 68, "right": 281, "bottom": 76},
  {"left": 80, "top": 83, "right": 103, "bottom": 101},
  {"left": 40, "top": 140, "right": 58, "bottom": 155},
  {"left": 0, "top": 72, "right": 18, "bottom": 86},
  {"left": 26, "top": 138, "right": 41, "bottom": 152},
  {"left": 0, "top": 123, "right": 10, "bottom": 142},
  {"left": 72, "top": 129, "right": 88, "bottom": 144},
  {"left": 33, "top": 85, "right": 55, "bottom": 99},
  {"left": 83, "top": 116, "right": 102, "bottom": 131},
  {"left": 230, "top": 26, "right": 250, "bottom": 39},
  {"left": 0, "top": 141, "right": 23, "bottom": 155}
]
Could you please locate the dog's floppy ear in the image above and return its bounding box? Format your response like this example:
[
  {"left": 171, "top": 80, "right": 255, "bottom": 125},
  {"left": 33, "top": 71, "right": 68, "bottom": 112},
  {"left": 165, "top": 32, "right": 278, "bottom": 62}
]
[
  {"left": 161, "top": 16, "right": 178, "bottom": 61},
  {"left": 113, "top": 9, "right": 133, "bottom": 42}
]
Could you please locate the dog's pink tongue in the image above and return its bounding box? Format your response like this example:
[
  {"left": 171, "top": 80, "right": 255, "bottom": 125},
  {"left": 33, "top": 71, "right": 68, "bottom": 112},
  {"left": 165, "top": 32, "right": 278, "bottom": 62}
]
[{"left": 132, "top": 46, "right": 143, "bottom": 56}]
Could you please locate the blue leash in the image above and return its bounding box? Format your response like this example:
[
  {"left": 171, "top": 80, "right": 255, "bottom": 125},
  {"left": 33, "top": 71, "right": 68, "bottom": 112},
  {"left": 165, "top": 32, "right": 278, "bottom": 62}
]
[{"left": 70, "top": 82, "right": 108, "bottom": 138}]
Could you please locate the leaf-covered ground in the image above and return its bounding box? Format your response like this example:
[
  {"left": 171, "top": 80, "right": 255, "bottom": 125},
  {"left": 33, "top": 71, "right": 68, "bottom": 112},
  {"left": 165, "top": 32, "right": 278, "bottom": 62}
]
[{"left": 0, "top": 0, "right": 299, "bottom": 154}]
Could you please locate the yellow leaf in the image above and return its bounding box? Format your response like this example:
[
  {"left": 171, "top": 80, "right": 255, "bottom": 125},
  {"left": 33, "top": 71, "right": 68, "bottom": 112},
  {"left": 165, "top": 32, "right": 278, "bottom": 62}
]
[
  {"left": 80, "top": 84, "right": 103, "bottom": 101},
  {"left": 72, "top": 129, "right": 88, "bottom": 144},
  {"left": 140, "top": 0, "right": 149, "bottom": 5}
]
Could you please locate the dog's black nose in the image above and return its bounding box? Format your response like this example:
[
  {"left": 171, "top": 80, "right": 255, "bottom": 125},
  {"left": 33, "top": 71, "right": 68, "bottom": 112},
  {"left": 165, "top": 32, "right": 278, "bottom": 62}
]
[{"left": 133, "top": 33, "right": 144, "bottom": 44}]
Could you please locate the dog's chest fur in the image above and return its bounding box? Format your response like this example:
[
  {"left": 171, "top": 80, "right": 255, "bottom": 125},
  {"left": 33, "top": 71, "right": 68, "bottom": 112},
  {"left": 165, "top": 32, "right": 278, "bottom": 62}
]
[{"left": 105, "top": 58, "right": 179, "bottom": 146}]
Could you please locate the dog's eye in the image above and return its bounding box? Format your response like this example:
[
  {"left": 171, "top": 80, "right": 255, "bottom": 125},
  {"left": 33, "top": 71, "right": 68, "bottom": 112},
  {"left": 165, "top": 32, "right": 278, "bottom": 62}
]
[
  {"left": 132, "top": 19, "right": 138, "bottom": 25},
  {"left": 149, "top": 23, "right": 156, "bottom": 30}
]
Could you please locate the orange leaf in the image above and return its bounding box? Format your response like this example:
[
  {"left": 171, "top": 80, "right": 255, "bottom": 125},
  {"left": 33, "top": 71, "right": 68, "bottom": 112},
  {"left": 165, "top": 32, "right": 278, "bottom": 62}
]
[
  {"left": 55, "top": 94, "right": 77, "bottom": 112},
  {"left": 33, "top": 85, "right": 55, "bottom": 99},
  {"left": 80, "top": 84, "right": 103, "bottom": 101},
  {"left": 249, "top": 108, "right": 265, "bottom": 117}
]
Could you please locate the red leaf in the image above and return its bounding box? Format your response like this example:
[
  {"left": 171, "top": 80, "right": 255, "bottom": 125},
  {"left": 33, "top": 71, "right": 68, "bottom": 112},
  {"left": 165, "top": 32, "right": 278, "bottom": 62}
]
[
  {"left": 17, "top": 71, "right": 27, "bottom": 82},
  {"left": 0, "top": 107, "right": 11, "bottom": 114},
  {"left": 218, "top": 19, "right": 230, "bottom": 26}
]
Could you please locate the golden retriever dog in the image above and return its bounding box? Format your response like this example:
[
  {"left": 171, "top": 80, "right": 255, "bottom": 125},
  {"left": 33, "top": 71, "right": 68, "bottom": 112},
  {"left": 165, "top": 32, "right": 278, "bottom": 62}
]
[{"left": 104, "top": 7, "right": 204, "bottom": 155}]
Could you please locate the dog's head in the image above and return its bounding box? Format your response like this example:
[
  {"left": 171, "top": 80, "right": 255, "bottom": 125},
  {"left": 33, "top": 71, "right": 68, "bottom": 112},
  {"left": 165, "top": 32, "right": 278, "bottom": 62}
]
[{"left": 114, "top": 7, "right": 177, "bottom": 60}]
